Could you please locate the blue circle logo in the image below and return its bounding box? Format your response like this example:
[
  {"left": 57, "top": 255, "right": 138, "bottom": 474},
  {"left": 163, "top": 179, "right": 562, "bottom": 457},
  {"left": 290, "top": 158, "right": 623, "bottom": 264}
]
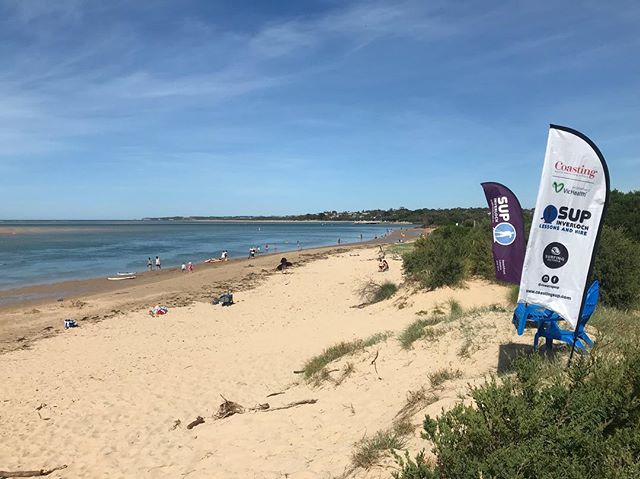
[
  {"left": 542, "top": 205, "right": 558, "bottom": 223},
  {"left": 493, "top": 222, "right": 516, "bottom": 246}
]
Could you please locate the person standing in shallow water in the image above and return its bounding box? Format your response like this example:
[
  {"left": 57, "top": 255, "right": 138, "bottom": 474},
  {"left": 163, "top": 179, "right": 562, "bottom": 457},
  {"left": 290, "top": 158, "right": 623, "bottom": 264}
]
[
  {"left": 147, "top": 257, "right": 153, "bottom": 271},
  {"left": 155, "top": 256, "right": 161, "bottom": 270}
]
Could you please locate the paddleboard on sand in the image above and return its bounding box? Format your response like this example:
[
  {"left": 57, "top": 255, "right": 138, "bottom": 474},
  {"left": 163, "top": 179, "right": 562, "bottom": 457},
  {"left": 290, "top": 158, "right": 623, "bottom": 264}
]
[{"left": 108, "top": 275, "right": 136, "bottom": 281}]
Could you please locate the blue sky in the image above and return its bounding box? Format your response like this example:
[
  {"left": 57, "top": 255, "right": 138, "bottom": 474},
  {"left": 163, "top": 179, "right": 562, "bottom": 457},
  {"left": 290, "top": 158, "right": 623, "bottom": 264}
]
[{"left": 1, "top": 0, "right": 638, "bottom": 219}]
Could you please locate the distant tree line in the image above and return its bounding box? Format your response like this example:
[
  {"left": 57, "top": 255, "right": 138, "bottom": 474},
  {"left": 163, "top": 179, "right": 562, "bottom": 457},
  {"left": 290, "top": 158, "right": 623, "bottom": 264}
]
[
  {"left": 144, "top": 190, "right": 637, "bottom": 235},
  {"left": 144, "top": 207, "right": 517, "bottom": 226}
]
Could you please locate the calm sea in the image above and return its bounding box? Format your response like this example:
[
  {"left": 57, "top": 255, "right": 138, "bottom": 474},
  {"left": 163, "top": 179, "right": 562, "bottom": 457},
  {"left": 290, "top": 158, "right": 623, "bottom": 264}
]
[{"left": 0, "top": 221, "right": 401, "bottom": 290}]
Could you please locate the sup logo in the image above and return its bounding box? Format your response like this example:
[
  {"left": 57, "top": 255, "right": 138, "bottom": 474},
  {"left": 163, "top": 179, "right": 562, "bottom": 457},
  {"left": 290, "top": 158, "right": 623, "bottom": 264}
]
[
  {"left": 542, "top": 205, "right": 592, "bottom": 224},
  {"left": 543, "top": 242, "right": 569, "bottom": 269},
  {"left": 493, "top": 222, "right": 516, "bottom": 246}
]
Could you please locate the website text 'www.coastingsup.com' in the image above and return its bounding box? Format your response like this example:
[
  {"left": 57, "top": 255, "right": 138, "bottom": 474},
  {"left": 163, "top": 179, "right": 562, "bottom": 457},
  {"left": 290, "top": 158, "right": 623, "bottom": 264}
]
[{"left": 525, "top": 289, "right": 572, "bottom": 301}]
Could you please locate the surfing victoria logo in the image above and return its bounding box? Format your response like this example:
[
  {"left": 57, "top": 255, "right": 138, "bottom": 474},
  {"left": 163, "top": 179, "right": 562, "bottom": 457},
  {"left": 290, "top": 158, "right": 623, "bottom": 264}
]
[
  {"left": 543, "top": 242, "right": 569, "bottom": 269},
  {"left": 491, "top": 196, "right": 516, "bottom": 246}
]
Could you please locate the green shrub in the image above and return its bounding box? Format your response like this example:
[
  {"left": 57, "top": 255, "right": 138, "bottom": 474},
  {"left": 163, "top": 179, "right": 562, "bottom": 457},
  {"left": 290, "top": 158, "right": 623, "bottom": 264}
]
[
  {"left": 593, "top": 225, "right": 640, "bottom": 309},
  {"left": 395, "top": 338, "right": 640, "bottom": 479},
  {"left": 464, "top": 223, "right": 495, "bottom": 280},
  {"left": 403, "top": 226, "right": 466, "bottom": 289}
]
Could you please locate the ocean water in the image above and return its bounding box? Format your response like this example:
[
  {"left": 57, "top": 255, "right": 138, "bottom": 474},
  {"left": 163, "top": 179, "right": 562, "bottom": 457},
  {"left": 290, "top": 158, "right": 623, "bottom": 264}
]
[{"left": 0, "top": 221, "right": 402, "bottom": 290}]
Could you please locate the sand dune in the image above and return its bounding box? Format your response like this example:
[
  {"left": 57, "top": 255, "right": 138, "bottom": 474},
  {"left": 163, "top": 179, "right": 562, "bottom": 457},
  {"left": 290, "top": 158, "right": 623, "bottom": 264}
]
[{"left": 0, "top": 246, "right": 531, "bottom": 478}]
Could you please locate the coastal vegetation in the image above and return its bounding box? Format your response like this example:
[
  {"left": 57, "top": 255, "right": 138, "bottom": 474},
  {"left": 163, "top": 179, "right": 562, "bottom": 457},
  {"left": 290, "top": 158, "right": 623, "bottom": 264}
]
[
  {"left": 301, "top": 332, "right": 391, "bottom": 381},
  {"left": 359, "top": 281, "right": 399, "bottom": 305},
  {"left": 393, "top": 190, "right": 640, "bottom": 479},
  {"left": 394, "top": 308, "right": 640, "bottom": 479},
  {"left": 402, "top": 190, "right": 640, "bottom": 310}
]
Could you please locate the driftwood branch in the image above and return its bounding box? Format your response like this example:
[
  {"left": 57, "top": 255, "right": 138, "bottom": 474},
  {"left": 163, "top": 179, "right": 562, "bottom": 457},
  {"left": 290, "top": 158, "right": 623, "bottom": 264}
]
[
  {"left": 0, "top": 465, "right": 67, "bottom": 478},
  {"left": 213, "top": 397, "right": 318, "bottom": 420},
  {"left": 370, "top": 350, "right": 380, "bottom": 378},
  {"left": 186, "top": 416, "right": 204, "bottom": 430},
  {"left": 266, "top": 391, "right": 285, "bottom": 398},
  {"left": 263, "top": 399, "right": 317, "bottom": 412}
]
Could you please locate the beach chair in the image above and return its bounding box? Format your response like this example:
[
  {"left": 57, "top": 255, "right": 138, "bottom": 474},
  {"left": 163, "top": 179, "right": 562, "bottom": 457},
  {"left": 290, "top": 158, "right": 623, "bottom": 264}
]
[
  {"left": 512, "top": 280, "right": 599, "bottom": 350},
  {"left": 533, "top": 280, "right": 599, "bottom": 351}
]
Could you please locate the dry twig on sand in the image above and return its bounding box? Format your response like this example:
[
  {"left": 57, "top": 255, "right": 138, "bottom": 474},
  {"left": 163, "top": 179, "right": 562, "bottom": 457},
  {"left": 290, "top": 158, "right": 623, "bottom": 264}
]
[
  {"left": 213, "top": 396, "right": 318, "bottom": 420},
  {"left": 370, "top": 350, "right": 380, "bottom": 378},
  {"left": 0, "top": 465, "right": 67, "bottom": 478}
]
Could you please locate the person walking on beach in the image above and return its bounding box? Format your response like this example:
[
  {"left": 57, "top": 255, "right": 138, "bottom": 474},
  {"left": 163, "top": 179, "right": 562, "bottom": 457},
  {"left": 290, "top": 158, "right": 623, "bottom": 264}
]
[
  {"left": 147, "top": 257, "right": 153, "bottom": 271},
  {"left": 187, "top": 261, "right": 193, "bottom": 272},
  {"left": 155, "top": 256, "right": 161, "bottom": 270},
  {"left": 181, "top": 263, "right": 187, "bottom": 273}
]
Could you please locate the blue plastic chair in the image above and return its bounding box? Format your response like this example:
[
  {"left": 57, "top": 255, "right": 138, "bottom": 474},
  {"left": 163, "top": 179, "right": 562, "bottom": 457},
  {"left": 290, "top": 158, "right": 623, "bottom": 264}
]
[
  {"left": 533, "top": 280, "right": 599, "bottom": 351},
  {"left": 512, "top": 280, "right": 599, "bottom": 351}
]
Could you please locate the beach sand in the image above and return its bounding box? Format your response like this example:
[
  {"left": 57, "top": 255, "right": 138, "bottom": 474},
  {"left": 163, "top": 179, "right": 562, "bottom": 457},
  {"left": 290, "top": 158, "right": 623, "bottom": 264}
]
[{"left": 0, "top": 241, "right": 531, "bottom": 478}]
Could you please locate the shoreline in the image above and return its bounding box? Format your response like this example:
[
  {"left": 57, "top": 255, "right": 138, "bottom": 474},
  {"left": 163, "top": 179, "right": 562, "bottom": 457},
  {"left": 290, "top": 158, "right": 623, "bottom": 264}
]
[
  {"left": 0, "top": 228, "right": 425, "bottom": 354},
  {"left": 0, "top": 228, "right": 422, "bottom": 309}
]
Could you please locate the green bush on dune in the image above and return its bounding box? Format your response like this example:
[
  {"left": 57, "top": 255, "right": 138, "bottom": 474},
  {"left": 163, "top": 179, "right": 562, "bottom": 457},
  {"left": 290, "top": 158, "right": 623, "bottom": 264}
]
[
  {"left": 402, "top": 226, "right": 467, "bottom": 289},
  {"left": 402, "top": 191, "right": 640, "bottom": 310},
  {"left": 394, "top": 309, "right": 640, "bottom": 479},
  {"left": 593, "top": 226, "right": 640, "bottom": 310}
]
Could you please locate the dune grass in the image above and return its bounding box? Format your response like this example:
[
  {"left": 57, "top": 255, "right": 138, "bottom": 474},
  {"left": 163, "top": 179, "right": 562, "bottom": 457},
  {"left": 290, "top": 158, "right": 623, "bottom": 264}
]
[
  {"left": 303, "top": 332, "right": 391, "bottom": 380},
  {"left": 506, "top": 285, "right": 519, "bottom": 305},
  {"left": 429, "top": 368, "right": 463, "bottom": 388},
  {"left": 351, "top": 418, "right": 414, "bottom": 469},
  {"left": 358, "top": 280, "right": 398, "bottom": 306},
  {"left": 447, "top": 298, "right": 463, "bottom": 319},
  {"left": 398, "top": 316, "right": 444, "bottom": 350},
  {"left": 385, "top": 242, "right": 415, "bottom": 256}
]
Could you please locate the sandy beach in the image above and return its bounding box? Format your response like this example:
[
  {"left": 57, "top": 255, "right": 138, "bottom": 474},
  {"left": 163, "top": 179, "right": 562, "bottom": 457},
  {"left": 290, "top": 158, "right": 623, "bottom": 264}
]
[{"left": 0, "top": 239, "right": 531, "bottom": 478}]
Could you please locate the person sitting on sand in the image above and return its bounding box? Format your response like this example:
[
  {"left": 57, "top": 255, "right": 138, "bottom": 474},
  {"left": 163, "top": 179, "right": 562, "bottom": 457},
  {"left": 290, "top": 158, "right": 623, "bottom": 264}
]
[
  {"left": 378, "top": 259, "right": 389, "bottom": 272},
  {"left": 277, "top": 257, "right": 292, "bottom": 273}
]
